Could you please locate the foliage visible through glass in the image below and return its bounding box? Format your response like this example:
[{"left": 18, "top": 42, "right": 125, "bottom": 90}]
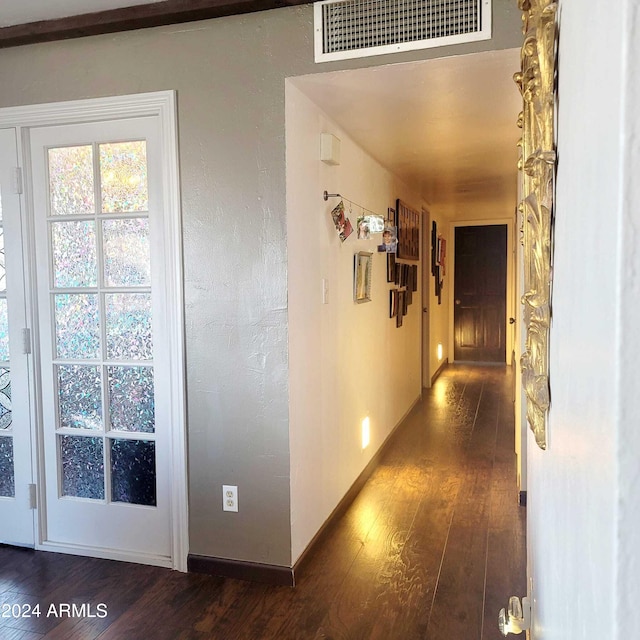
[
  {"left": 57, "top": 365, "right": 102, "bottom": 430},
  {"left": 0, "top": 299, "right": 9, "bottom": 362},
  {"left": 48, "top": 146, "right": 95, "bottom": 216},
  {"left": 105, "top": 293, "right": 152, "bottom": 360},
  {"left": 0, "top": 436, "right": 14, "bottom": 498},
  {"left": 110, "top": 438, "right": 156, "bottom": 506},
  {"left": 100, "top": 141, "right": 148, "bottom": 213},
  {"left": 52, "top": 221, "right": 98, "bottom": 288},
  {"left": 55, "top": 294, "right": 100, "bottom": 360},
  {"left": 60, "top": 435, "right": 104, "bottom": 499},
  {"left": 0, "top": 227, "right": 6, "bottom": 292},
  {"left": 102, "top": 218, "right": 150, "bottom": 286},
  {"left": 108, "top": 366, "right": 154, "bottom": 433},
  {"left": 0, "top": 368, "right": 11, "bottom": 430}
]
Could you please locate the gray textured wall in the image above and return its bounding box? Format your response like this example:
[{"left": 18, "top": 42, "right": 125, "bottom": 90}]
[{"left": 0, "top": 1, "right": 522, "bottom": 566}]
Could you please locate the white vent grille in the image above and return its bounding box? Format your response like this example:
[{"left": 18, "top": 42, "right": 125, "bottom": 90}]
[{"left": 314, "top": 0, "right": 491, "bottom": 62}]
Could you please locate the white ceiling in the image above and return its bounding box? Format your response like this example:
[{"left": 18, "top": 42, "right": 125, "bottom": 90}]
[
  {"left": 292, "top": 49, "right": 522, "bottom": 220},
  {"left": 0, "top": 0, "right": 163, "bottom": 27}
]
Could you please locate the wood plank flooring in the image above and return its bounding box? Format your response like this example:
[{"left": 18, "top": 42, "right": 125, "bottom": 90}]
[{"left": 0, "top": 364, "right": 526, "bottom": 639}]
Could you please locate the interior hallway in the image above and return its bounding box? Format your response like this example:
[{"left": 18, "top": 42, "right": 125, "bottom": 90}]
[{"left": 0, "top": 364, "right": 526, "bottom": 639}]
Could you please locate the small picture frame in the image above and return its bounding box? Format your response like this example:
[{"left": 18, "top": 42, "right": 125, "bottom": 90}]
[
  {"left": 387, "top": 253, "right": 396, "bottom": 283},
  {"left": 396, "top": 291, "right": 404, "bottom": 327},
  {"left": 377, "top": 225, "right": 398, "bottom": 253},
  {"left": 389, "top": 289, "right": 398, "bottom": 318},
  {"left": 354, "top": 252, "right": 373, "bottom": 303}
]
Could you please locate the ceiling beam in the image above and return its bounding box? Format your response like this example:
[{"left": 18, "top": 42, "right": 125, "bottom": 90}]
[{"left": 0, "top": 0, "right": 310, "bottom": 49}]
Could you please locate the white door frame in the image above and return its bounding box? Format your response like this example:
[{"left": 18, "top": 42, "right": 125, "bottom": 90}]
[{"left": 0, "top": 91, "right": 188, "bottom": 571}]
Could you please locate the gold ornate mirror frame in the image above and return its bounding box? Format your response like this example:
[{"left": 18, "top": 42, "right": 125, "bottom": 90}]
[{"left": 514, "top": 0, "right": 558, "bottom": 450}]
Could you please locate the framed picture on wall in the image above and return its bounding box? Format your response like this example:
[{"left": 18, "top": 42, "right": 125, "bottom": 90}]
[
  {"left": 387, "top": 253, "right": 396, "bottom": 283},
  {"left": 396, "top": 291, "right": 404, "bottom": 327},
  {"left": 354, "top": 252, "right": 373, "bottom": 303},
  {"left": 396, "top": 199, "right": 420, "bottom": 260}
]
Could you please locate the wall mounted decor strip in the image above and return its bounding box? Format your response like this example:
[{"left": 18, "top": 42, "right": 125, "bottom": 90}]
[{"left": 514, "top": 0, "right": 558, "bottom": 450}]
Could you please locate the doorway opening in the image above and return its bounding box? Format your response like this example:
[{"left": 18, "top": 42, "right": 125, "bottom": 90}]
[{"left": 285, "top": 49, "right": 523, "bottom": 562}]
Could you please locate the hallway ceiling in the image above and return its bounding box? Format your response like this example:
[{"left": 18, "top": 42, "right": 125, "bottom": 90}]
[{"left": 292, "top": 49, "right": 522, "bottom": 220}]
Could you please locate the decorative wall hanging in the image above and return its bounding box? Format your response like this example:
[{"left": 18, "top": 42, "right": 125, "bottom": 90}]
[
  {"left": 330, "top": 200, "right": 353, "bottom": 242},
  {"left": 356, "top": 216, "right": 371, "bottom": 239},
  {"left": 390, "top": 289, "right": 398, "bottom": 318},
  {"left": 354, "top": 252, "right": 373, "bottom": 303},
  {"left": 377, "top": 225, "right": 397, "bottom": 253},
  {"left": 387, "top": 253, "right": 396, "bottom": 283},
  {"left": 431, "top": 221, "right": 443, "bottom": 304},
  {"left": 514, "top": 0, "right": 558, "bottom": 450},
  {"left": 396, "top": 292, "right": 404, "bottom": 327},
  {"left": 396, "top": 199, "right": 420, "bottom": 260}
]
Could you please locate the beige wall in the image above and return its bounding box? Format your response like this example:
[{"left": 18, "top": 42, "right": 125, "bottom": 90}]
[
  {"left": 0, "top": 2, "right": 522, "bottom": 566},
  {"left": 286, "top": 83, "right": 424, "bottom": 561},
  {"left": 428, "top": 210, "right": 450, "bottom": 380}
]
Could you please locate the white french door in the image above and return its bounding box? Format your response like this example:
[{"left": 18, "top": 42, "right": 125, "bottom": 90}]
[
  {"left": 0, "top": 93, "right": 186, "bottom": 569},
  {"left": 0, "top": 129, "right": 34, "bottom": 547},
  {"left": 29, "top": 116, "right": 175, "bottom": 563}
]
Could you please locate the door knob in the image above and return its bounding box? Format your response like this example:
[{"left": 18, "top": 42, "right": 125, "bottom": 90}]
[{"left": 455, "top": 299, "right": 461, "bottom": 305}]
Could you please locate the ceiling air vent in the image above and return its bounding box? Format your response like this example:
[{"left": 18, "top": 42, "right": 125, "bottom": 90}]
[{"left": 314, "top": 0, "right": 491, "bottom": 62}]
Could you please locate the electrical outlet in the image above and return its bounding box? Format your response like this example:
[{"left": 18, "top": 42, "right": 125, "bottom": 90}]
[{"left": 223, "top": 485, "right": 238, "bottom": 512}]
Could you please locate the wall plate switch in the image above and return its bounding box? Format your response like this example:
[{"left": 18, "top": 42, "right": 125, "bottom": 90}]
[
  {"left": 223, "top": 485, "right": 238, "bottom": 512},
  {"left": 322, "top": 278, "right": 329, "bottom": 304}
]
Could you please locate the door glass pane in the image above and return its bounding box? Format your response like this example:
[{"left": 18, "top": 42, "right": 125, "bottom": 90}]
[
  {"left": 52, "top": 221, "right": 98, "bottom": 288},
  {"left": 0, "top": 368, "right": 11, "bottom": 430},
  {"left": 0, "top": 228, "right": 6, "bottom": 292},
  {"left": 108, "top": 366, "right": 154, "bottom": 433},
  {"left": 60, "top": 435, "right": 104, "bottom": 499},
  {"left": 105, "top": 293, "right": 152, "bottom": 360},
  {"left": 0, "top": 299, "right": 9, "bottom": 361},
  {"left": 0, "top": 436, "right": 14, "bottom": 498},
  {"left": 57, "top": 365, "right": 102, "bottom": 430},
  {"left": 54, "top": 294, "right": 100, "bottom": 359},
  {"left": 110, "top": 438, "right": 155, "bottom": 506},
  {"left": 48, "top": 146, "right": 95, "bottom": 216},
  {"left": 100, "top": 142, "right": 148, "bottom": 213},
  {"left": 102, "top": 219, "right": 150, "bottom": 287},
  {"left": 44, "top": 130, "right": 157, "bottom": 519}
]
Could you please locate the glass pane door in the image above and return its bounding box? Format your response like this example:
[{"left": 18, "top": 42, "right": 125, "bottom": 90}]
[
  {"left": 0, "top": 128, "right": 34, "bottom": 546},
  {"left": 31, "top": 118, "right": 171, "bottom": 563},
  {"left": 0, "top": 178, "right": 13, "bottom": 500},
  {"left": 48, "top": 140, "right": 156, "bottom": 506}
]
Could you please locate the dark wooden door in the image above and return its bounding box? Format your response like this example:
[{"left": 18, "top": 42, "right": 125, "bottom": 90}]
[{"left": 454, "top": 225, "right": 507, "bottom": 362}]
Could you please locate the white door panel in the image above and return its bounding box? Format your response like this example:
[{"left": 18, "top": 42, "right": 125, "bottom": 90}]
[
  {"left": 30, "top": 117, "right": 172, "bottom": 562},
  {"left": 0, "top": 128, "right": 34, "bottom": 546}
]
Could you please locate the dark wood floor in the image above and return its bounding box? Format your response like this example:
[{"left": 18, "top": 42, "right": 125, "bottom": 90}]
[{"left": 0, "top": 364, "right": 526, "bottom": 640}]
